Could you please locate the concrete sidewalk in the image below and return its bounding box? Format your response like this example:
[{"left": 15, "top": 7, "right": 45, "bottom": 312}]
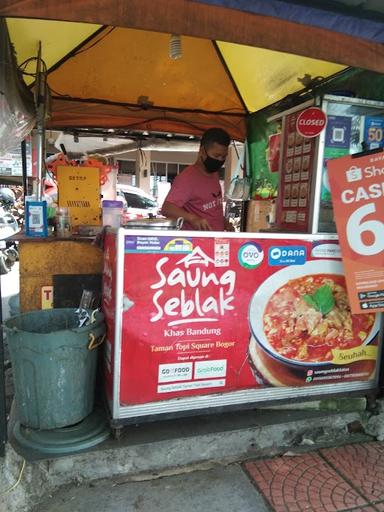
[
  {"left": 34, "top": 442, "right": 384, "bottom": 512},
  {"left": 33, "top": 440, "right": 384, "bottom": 512},
  {"left": 2, "top": 403, "right": 376, "bottom": 512},
  {"left": 34, "top": 463, "right": 270, "bottom": 512}
]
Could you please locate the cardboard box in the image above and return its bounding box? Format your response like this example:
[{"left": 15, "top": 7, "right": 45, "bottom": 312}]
[{"left": 246, "top": 199, "right": 273, "bottom": 232}]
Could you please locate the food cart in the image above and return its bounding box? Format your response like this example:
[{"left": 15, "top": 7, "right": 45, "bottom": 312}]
[
  {"left": 102, "top": 232, "right": 382, "bottom": 428},
  {"left": 1, "top": 3, "right": 384, "bottom": 464},
  {"left": 102, "top": 93, "right": 384, "bottom": 430}
]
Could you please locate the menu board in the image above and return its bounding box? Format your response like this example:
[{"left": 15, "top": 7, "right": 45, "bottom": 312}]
[{"left": 277, "top": 110, "right": 316, "bottom": 232}]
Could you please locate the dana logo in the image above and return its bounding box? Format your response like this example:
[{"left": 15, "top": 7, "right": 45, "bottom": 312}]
[
  {"left": 346, "top": 166, "right": 362, "bottom": 182},
  {"left": 238, "top": 242, "right": 264, "bottom": 269},
  {"left": 268, "top": 246, "right": 307, "bottom": 266},
  {"left": 270, "top": 247, "right": 282, "bottom": 260}
]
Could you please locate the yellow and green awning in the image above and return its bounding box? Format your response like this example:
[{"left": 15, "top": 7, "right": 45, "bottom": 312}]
[{"left": 6, "top": 17, "right": 346, "bottom": 140}]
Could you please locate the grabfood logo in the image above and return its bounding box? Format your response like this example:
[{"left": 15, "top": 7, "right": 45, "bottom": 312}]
[
  {"left": 238, "top": 242, "right": 264, "bottom": 269},
  {"left": 150, "top": 247, "right": 236, "bottom": 327}
]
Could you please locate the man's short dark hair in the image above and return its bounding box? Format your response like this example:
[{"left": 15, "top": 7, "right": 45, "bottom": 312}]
[{"left": 201, "top": 128, "right": 231, "bottom": 149}]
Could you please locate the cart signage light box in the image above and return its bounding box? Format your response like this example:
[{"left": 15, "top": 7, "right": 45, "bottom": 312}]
[{"left": 103, "top": 231, "right": 382, "bottom": 418}]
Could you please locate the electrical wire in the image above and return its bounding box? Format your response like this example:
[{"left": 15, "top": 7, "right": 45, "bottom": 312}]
[
  {"left": 15, "top": 28, "right": 115, "bottom": 87},
  {"left": 121, "top": 116, "right": 207, "bottom": 134},
  {"left": 47, "top": 85, "right": 71, "bottom": 99},
  {"left": 0, "top": 458, "right": 26, "bottom": 496},
  {"left": 18, "top": 56, "right": 47, "bottom": 77},
  {"left": 50, "top": 94, "right": 244, "bottom": 116},
  {"left": 72, "top": 27, "right": 116, "bottom": 57}
]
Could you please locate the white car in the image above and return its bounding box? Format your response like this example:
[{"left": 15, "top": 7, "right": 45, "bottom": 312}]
[{"left": 116, "top": 185, "right": 158, "bottom": 220}]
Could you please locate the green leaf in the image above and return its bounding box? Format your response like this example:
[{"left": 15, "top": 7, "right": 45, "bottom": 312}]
[
  {"left": 313, "top": 285, "right": 335, "bottom": 315},
  {"left": 302, "top": 284, "right": 335, "bottom": 315},
  {"left": 303, "top": 294, "right": 317, "bottom": 309}
]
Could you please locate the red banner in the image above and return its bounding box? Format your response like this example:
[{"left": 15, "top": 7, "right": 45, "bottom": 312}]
[
  {"left": 102, "top": 234, "right": 380, "bottom": 406},
  {"left": 327, "top": 151, "right": 384, "bottom": 314}
]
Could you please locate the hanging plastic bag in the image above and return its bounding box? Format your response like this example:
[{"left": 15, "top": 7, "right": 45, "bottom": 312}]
[
  {"left": 227, "top": 175, "right": 251, "bottom": 200},
  {"left": 226, "top": 142, "right": 250, "bottom": 201},
  {"left": 0, "top": 19, "right": 35, "bottom": 156}
]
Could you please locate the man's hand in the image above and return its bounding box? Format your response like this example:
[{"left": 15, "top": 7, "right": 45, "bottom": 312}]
[
  {"left": 224, "top": 218, "right": 235, "bottom": 232},
  {"left": 189, "top": 215, "right": 212, "bottom": 230},
  {"left": 161, "top": 201, "right": 212, "bottom": 230}
]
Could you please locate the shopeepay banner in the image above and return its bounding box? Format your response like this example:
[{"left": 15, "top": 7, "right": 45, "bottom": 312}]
[{"left": 327, "top": 150, "right": 384, "bottom": 314}]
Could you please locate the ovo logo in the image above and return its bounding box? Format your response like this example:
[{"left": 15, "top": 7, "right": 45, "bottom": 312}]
[{"left": 238, "top": 242, "right": 264, "bottom": 269}]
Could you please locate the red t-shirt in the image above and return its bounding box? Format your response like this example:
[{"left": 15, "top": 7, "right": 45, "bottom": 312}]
[{"left": 163, "top": 164, "right": 224, "bottom": 231}]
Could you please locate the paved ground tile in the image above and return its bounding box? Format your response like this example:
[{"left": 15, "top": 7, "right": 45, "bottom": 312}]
[
  {"left": 349, "top": 507, "right": 380, "bottom": 511},
  {"left": 244, "top": 452, "right": 368, "bottom": 512},
  {"left": 321, "top": 442, "right": 384, "bottom": 503}
]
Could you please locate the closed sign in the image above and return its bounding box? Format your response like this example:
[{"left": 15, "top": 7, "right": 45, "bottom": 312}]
[{"left": 296, "top": 107, "right": 327, "bottom": 138}]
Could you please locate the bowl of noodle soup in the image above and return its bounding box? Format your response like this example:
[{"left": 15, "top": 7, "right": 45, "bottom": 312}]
[{"left": 248, "top": 260, "right": 380, "bottom": 385}]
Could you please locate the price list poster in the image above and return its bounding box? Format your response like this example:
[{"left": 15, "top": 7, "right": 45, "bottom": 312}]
[
  {"left": 277, "top": 111, "right": 315, "bottom": 232},
  {"left": 327, "top": 151, "right": 384, "bottom": 314}
]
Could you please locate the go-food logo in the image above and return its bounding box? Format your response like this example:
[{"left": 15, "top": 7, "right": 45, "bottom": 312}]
[{"left": 238, "top": 242, "right": 264, "bottom": 269}]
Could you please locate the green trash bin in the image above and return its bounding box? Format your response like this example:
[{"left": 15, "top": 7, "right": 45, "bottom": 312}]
[{"left": 4, "top": 308, "right": 105, "bottom": 430}]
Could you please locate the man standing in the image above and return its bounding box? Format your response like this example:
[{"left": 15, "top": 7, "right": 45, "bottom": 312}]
[{"left": 161, "top": 127, "right": 233, "bottom": 231}]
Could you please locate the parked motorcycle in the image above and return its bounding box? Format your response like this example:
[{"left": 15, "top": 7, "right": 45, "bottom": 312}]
[{"left": 0, "top": 188, "right": 20, "bottom": 274}]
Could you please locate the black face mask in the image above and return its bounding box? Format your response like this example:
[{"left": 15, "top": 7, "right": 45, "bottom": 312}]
[{"left": 203, "top": 155, "right": 224, "bottom": 173}]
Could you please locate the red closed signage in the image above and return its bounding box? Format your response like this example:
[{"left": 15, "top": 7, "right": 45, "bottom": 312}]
[{"left": 296, "top": 107, "right": 327, "bottom": 138}]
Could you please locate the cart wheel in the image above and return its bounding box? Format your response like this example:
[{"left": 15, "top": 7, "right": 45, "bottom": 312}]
[{"left": 112, "top": 426, "right": 123, "bottom": 440}]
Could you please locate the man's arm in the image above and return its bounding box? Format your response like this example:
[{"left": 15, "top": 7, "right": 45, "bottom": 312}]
[{"left": 162, "top": 201, "right": 212, "bottom": 230}]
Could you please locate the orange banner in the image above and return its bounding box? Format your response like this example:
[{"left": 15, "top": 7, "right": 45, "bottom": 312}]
[{"left": 327, "top": 150, "right": 384, "bottom": 314}]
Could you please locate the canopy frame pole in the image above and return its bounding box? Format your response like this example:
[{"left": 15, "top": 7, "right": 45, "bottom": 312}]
[
  {"left": 0, "top": 271, "right": 5, "bottom": 457},
  {"left": 35, "top": 42, "right": 46, "bottom": 201},
  {"left": 21, "top": 139, "right": 28, "bottom": 202},
  {"left": 211, "top": 41, "right": 249, "bottom": 114}
]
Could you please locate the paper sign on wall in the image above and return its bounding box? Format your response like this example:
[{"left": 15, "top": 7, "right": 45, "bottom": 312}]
[{"left": 41, "top": 286, "right": 53, "bottom": 309}]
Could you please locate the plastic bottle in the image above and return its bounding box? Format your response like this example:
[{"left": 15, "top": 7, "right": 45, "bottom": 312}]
[{"left": 55, "top": 207, "right": 72, "bottom": 238}]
